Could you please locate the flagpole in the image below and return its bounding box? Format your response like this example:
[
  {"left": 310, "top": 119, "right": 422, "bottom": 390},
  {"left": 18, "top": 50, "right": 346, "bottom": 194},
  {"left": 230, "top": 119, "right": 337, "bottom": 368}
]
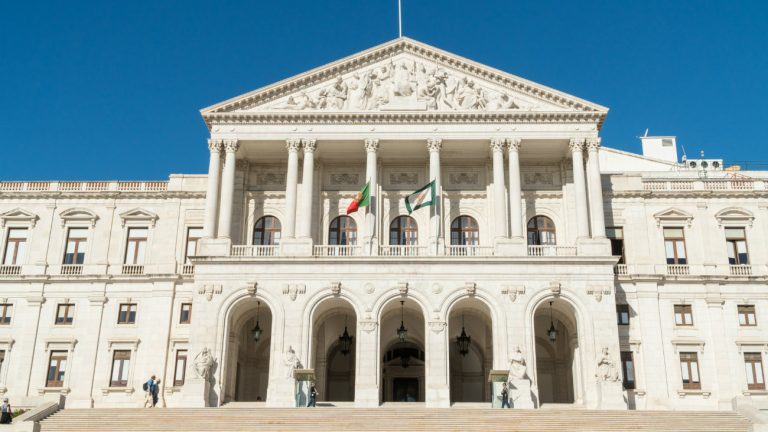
[{"left": 398, "top": 0, "right": 402, "bottom": 37}]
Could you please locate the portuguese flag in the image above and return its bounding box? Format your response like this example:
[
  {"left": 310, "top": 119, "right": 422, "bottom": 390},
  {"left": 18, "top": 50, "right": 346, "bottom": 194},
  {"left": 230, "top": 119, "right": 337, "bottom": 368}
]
[
  {"left": 404, "top": 180, "right": 436, "bottom": 214},
  {"left": 346, "top": 181, "right": 371, "bottom": 214}
]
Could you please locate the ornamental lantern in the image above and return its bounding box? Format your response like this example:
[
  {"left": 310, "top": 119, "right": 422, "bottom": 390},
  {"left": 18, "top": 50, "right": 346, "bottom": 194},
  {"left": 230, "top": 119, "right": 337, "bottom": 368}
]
[
  {"left": 456, "top": 314, "right": 471, "bottom": 356},
  {"left": 397, "top": 300, "right": 408, "bottom": 343},
  {"left": 339, "top": 316, "right": 353, "bottom": 356},
  {"left": 251, "top": 301, "right": 263, "bottom": 342},
  {"left": 547, "top": 301, "right": 558, "bottom": 343}
]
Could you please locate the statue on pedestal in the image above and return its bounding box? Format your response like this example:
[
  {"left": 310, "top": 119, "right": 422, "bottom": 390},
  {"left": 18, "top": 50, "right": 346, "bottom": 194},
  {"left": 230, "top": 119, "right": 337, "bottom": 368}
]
[{"left": 596, "top": 347, "right": 620, "bottom": 382}]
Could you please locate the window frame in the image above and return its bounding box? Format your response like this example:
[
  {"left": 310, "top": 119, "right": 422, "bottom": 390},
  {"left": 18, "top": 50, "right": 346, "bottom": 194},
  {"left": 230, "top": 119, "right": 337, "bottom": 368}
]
[
  {"left": 606, "top": 226, "right": 625, "bottom": 264},
  {"left": 745, "top": 352, "right": 766, "bottom": 391},
  {"left": 2, "top": 227, "right": 28, "bottom": 266},
  {"left": 663, "top": 227, "right": 687, "bottom": 265},
  {"left": 616, "top": 304, "right": 630, "bottom": 326},
  {"left": 725, "top": 227, "right": 749, "bottom": 265},
  {"left": 117, "top": 303, "right": 137, "bottom": 325},
  {"left": 124, "top": 227, "right": 148, "bottom": 265},
  {"left": 389, "top": 216, "right": 419, "bottom": 246},
  {"left": 62, "top": 227, "right": 89, "bottom": 265},
  {"left": 179, "top": 303, "right": 192, "bottom": 324},
  {"left": 620, "top": 351, "right": 636, "bottom": 390},
  {"left": 0, "top": 304, "right": 12, "bottom": 325},
  {"left": 55, "top": 303, "right": 75, "bottom": 326},
  {"left": 527, "top": 215, "right": 556, "bottom": 246},
  {"left": 738, "top": 305, "right": 757, "bottom": 327},
  {"left": 674, "top": 304, "right": 694, "bottom": 326},
  {"left": 109, "top": 350, "right": 131, "bottom": 387},
  {"left": 450, "top": 215, "right": 480, "bottom": 246},
  {"left": 328, "top": 216, "right": 357, "bottom": 246},
  {"left": 173, "top": 349, "right": 188, "bottom": 386},
  {"left": 680, "top": 352, "right": 701, "bottom": 390},
  {"left": 252, "top": 216, "right": 282, "bottom": 246},
  {"left": 46, "top": 350, "right": 68, "bottom": 388}
]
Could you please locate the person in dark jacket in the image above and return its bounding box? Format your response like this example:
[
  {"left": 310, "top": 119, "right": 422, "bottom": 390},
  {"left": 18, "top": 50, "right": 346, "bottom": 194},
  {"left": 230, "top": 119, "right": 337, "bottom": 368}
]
[
  {"left": 152, "top": 379, "right": 161, "bottom": 407},
  {"left": 307, "top": 383, "right": 318, "bottom": 407},
  {"left": 500, "top": 383, "right": 511, "bottom": 408},
  {"left": 0, "top": 398, "right": 12, "bottom": 424}
]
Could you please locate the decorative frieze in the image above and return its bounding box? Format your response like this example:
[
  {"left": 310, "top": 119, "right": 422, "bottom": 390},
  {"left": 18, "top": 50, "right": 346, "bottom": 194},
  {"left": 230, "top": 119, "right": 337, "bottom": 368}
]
[
  {"left": 199, "top": 284, "right": 223, "bottom": 301},
  {"left": 282, "top": 283, "right": 306, "bottom": 301},
  {"left": 501, "top": 285, "right": 525, "bottom": 302}
]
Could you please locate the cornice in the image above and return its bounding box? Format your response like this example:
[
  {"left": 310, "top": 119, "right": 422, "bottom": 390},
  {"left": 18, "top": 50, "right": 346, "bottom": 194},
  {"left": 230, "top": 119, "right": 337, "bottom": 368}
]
[
  {"left": 0, "top": 191, "right": 206, "bottom": 200},
  {"left": 606, "top": 191, "right": 768, "bottom": 199}
]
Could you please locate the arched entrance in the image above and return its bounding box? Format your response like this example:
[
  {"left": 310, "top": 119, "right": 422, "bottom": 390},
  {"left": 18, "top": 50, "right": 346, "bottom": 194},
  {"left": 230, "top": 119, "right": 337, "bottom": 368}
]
[
  {"left": 311, "top": 298, "right": 357, "bottom": 402},
  {"left": 380, "top": 299, "right": 425, "bottom": 403},
  {"left": 448, "top": 298, "right": 492, "bottom": 403},
  {"left": 223, "top": 297, "right": 273, "bottom": 402},
  {"left": 533, "top": 298, "right": 579, "bottom": 405}
]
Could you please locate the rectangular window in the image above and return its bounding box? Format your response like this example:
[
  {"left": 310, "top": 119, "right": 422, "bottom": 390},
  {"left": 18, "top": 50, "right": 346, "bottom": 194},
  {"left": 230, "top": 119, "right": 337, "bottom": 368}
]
[
  {"left": 117, "top": 303, "right": 137, "bottom": 324},
  {"left": 680, "top": 352, "right": 701, "bottom": 390},
  {"left": 616, "top": 304, "right": 630, "bottom": 325},
  {"left": 3, "top": 227, "right": 28, "bottom": 265},
  {"left": 726, "top": 227, "right": 749, "bottom": 265},
  {"left": 621, "top": 351, "right": 636, "bottom": 390},
  {"left": 110, "top": 350, "right": 131, "bottom": 387},
  {"left": 663, "top": 227, "right": 687, "bottom": 265},
  {"left": 46, "top": 351, "right": 67, "bottom": 388},
  {"left": 124, "top": 228, "right": 148, "bottom": 265},
  {"left": 739, "top": 305, "right": 757, "bottom": 326},
  {"left": 174, "top": 350, "right": 187, "bottom": 386},
  {"left": 55, "top": 304, "right": 75, "bottom": 325},
  {"left": 0, "top": 350, "right": 5, "bottom": 376},
  {"left": 185, "top": 227, "right": 203, "bottom": 262},
  {"left": 63, "top": 227, "right": 88, "bottom": 265},
  {"left": 0, "top": 304, "right": 12, "bottom": 325},
  {"left": 179, "top": 303, "right": 192, "bottom": 324},
  {"left": 606, "top": 227, "right": 625, "bottom": 264},
  {"left": 745, "top": 353, "right": 766, "bottom": 390},
  {"left": 674, "top": 304, "right": 694, "bottom": 326}
]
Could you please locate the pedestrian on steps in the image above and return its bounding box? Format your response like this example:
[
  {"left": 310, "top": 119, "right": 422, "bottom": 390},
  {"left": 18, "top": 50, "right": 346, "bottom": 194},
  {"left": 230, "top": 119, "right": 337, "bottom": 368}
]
[
  {"left": 0, "top": 398, "right": 12, "bottom": 424},
  {"left": 143, "top": 375, "right": 156, "bottom": 408},
  {"left": 500, "top": 383, "right": 511, "bottom": 409},
  {"left": 152, "top": 378, "right": 161, "bottom": 407},
  {"left": 307, "top": 383, "right": 318, "bottom": 407}
]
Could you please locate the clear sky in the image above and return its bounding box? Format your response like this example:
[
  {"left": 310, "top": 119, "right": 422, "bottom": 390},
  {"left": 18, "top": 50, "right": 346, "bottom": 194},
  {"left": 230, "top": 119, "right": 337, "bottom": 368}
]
[{"left": 1, "top": 1, "right": 766, "bottom": 180}]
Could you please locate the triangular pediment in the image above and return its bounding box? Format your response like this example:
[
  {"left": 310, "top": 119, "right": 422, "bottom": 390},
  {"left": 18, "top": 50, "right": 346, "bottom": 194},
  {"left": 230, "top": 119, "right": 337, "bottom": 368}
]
[
  {"left": 0, "top": 208, "right": 39, "bottom": 228},
  {"left": 654, "top": 208, "right": 694, "bottom": 227},
  {"left": 59, "top": 208, "right": 99, "bottom": 227},
  {"left": 119, "top": 208, "right": 159, "bottom": 227},
  {"left": 201, "top": 38, "right": 608, "bottom": 123}
]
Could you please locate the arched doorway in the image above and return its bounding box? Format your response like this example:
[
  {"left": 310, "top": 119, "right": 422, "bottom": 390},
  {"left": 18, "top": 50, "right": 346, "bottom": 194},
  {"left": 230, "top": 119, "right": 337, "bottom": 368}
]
[
  {"left": 224, "top": 297, "right": 273, "bottom": 402},
  {"left": 448, "top": 298, "right": 492, "bottom": 403},
  {"left": 311, "top": 298, "right": 357, "bottom": 402},
  {"left": 533, "top": 298, "right": 579, "bottom": 405},
  {"left": 380, "top": 299, "right": 425, "bottom": 403}
]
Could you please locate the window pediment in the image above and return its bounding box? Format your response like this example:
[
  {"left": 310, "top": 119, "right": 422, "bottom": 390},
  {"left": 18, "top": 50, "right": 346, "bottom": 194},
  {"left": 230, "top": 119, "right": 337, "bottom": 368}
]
[
  {"left": 119, "top": 208, "right": 158, "bottom": 227},
  {"left": 59, "top": 208, "right": 99, "bottom": 227},
  {"left": 0, "top": 208, "right": 39, "bottom": 228},
  {"left": 654, "top": 208, "right": 693, "bottom": 227},
  {"left": 715, "top": 207, "right": 754, "bottom": 227}
]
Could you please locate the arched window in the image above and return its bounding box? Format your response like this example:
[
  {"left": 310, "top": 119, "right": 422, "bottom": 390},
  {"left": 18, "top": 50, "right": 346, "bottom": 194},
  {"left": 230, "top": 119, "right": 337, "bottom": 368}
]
[
  {"left": 450, "top": 216, "right": 479, "bottom": 246},
  {"left": 253, "top": 216, "right": 282, "bottom": 246},
  {"left": 329, "top": 216, "right": 357, "bottom": 246},
  {"left": 390, "top": 216, "right": 418, "bottom": 246},
  {"left": 527, "top": 216, "right": 556, "bottom": 246}
]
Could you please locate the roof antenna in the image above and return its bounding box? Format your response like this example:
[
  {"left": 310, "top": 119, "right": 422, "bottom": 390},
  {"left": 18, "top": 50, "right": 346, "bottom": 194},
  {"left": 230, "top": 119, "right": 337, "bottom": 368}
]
[
  {"left": 398, "top": 0, "right": 403, "bottom": 37},
  {"left": 643, "top": 128, "right": 649, "bottom": 137}
]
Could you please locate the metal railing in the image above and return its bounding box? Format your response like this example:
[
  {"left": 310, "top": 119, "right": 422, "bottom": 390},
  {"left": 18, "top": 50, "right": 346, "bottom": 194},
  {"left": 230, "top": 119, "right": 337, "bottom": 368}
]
[
  {"left": 231, "top": 245, "right": 279, "bottom": 257},
  {"left": 313, "top": 245, "right": 362, "bottom": 257},
  {"left": 527, "top": 245, "right": 577, "bottom": 257},
  {"left": 379, "top": 245, "right": 427, "bottom": 257}
]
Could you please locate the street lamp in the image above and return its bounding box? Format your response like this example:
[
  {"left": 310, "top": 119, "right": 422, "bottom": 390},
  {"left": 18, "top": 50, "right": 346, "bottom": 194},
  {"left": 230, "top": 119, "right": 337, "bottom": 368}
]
[
  {"left": 547, "top": 301, "right": 558, "bottom": 343},
  {"left": 251, "top": 301, "right": 263, "bottom": 342},
  {"left": 339, "top": 315, "right": 353, "bottom": 356},
  {"left": 456, "top": 313, "right": 471, "bottom": 356},
  {"left": 397, "top": 300, "right": 408, "bottom": 343}
]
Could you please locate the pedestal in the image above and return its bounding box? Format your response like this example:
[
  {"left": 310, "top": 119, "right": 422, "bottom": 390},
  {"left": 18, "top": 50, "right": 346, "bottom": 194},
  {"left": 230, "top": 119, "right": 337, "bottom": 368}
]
[
  {"left": 509, "top": 378, "right": 535, "bottom": 408},
  {"left": 293, "top": 369, "right": 315, "bottom": 408},
  {"left": 596, "top": 380, "right": 627, "bottom": 410},
  {"left": 488, "top": 370, "right": 509, "bottom": 408}
]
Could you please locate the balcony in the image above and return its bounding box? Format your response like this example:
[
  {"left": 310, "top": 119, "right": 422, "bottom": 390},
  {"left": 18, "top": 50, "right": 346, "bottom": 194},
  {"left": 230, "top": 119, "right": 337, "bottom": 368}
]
[
  {"left": 0, "top": 265, "right": 21, "bottom": 276},
  {"left": 527, "top": 245, "right": 577, "bottom": 257},
  {"left": 641, "top": 178, "right": 763, "bottom": 193},
  {"left": 666, "top": 264, "right": 690, "bottom": 276},
  {"left": 179, "top": 264, "right": 195, "bottom": 275},
  {"left": 59, "top": 265, "right": 83, "bottom": 275},
  {"left": 379, "top": 245, "right": 427, "bottom": 257},
  {"left": 446, "top": 245, "right": 494, "bottom": 257},
  {"left": 121, "top": 265, "right": 145, "bottom": 276},
  {"left": 231, "top": 245, "right": 279, "bottom": 257},
  {"left": 0, "top": 180, "right": 168, "bottom": 193},
  {"left": 614, "top": 264, "right": 766, "bottom": 278},
  {"left": 730, "top": 264, "right": 753, "bottom": 276},
  {"left": 314, "top": 245, "right": 363, "bottom": 257}
]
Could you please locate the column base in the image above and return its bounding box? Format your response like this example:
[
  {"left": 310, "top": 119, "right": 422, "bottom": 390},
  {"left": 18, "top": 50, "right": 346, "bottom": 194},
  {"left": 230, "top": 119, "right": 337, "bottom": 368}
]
[
  {"left": 494, "top": 237, "right": 527, "bottom": 256},
  {"left": 425, "top": 384, "right": 451, "bottom": 408},
  {"left": 280, "top": 238, "right": 314, "bottom": 257},
  {"left": 198, "top": 237, "right": 232, "bottom": 257},
  {"left": 509, "top": 378, "right": 535, "bottom": 408},
  {"left": 266, "top": 377, "right": 299, "bottom": 407},
  {"left": 576, "top": 237, "right": 612, "bottom": 256},
  {"left": 354, "top": 385, "right": 380, "bottom": 407}
]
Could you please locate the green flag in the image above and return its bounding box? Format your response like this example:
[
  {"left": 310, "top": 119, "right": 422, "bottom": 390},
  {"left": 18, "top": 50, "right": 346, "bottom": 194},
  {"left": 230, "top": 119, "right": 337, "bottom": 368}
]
[{"left": 404, "top": 180, "right": 436, "bottom": 214}]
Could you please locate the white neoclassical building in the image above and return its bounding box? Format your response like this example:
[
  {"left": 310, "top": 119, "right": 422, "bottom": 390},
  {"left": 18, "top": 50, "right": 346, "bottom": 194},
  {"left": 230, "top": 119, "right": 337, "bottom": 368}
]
[{"left": 1, "top": 37, "right": 767, "bottom": 412}]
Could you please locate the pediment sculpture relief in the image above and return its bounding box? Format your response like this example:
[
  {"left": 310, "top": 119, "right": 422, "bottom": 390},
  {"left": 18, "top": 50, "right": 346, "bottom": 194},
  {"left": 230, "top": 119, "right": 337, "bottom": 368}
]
[{"left": 266, "top": 59, "right": 526, "bottom": 112}]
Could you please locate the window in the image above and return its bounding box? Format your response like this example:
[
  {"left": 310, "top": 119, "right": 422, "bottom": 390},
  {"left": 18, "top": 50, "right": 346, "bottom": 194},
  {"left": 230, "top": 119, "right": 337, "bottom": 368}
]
[
  {"left": 180, "top": 303, "right": 192, "bottom": 324},
  {"left": 674, "top": 304, "right": 694, "bottom": 326},
  {"left": 117, "top": 303, "right": 137, "bottom": 324},
  {"left": 617, "top": 304, "right": 630, "bottom": 325},
  {"left": 606, "top": 227, "right": 625, "bottom": 264},
  {"left": 738, "top": 305, "right": 757, "bottom": 326},
  {"left": 174, "top": 350, "right": 187, "bottom": 386},
  {"left": 46, "top": 351, "right": 67, "bottom": 387},
  {"left": 0, "top": 304, "right": 12, "bottom": 325},
  {"left": 3, "top": 227, "right": 28, "bottom": 265},
  {"left": 680, "top": 352, "right": 701, "bottom": 390},
  {"left": 663, "top": 227, "right": 687, "bottom": 265},
  {"left": 63, "top": 227, "right": 88, "bottom": 265},
  {"left": 621, "top": 351, "right": 636, "bottom": 390},
  {"left": 745, "top": 353, "right": 765, "bottom": 391},
  {"left": 0, "top": 351, "right": 4, "bottom": 375},
  {"left": 124, "top": 228, "right": 148, "bottom": 265},
  {"left": 253, "top": 217, "right": 281, "bottom": 246},
  {"left": 185, "top": 227, "right": 203, "bottom": 261},
  {"left": 726, "top": 227, "right": 749, "bottom": 265},
  {"left": 389, "top": 216, "right": 418, "bottom": 246},
  {"left": 328, "top": 216, "right": 357, "bottom": 246},
  {"left": 55, "top": 304, "right": 75, "bottom": 325},
  {"left": 450, "top": 216, "right": 479, "bottom": 246},
  {"left": 527, "top": 216, "right": 556, "bottom": 246},
  {"left": 110, "top": 350, "right": 131, "bottom": 387}
]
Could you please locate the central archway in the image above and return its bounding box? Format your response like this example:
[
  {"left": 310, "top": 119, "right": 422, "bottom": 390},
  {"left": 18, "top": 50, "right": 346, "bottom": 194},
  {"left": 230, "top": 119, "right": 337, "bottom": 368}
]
[
  {"left": 311, "top": 297, "right": 357, "bottom": 402},
  {"left": 379, "top": 299, "right": 426, "bottom": 403},
  {"left": 533, "top": 298, "right": 579, "bottom": 405},
  {"left": 448, "top": 298, "right": 492, "bottom": 403},
  {"left": 223, "top": 297, "right": 273, "bottom": 403}
]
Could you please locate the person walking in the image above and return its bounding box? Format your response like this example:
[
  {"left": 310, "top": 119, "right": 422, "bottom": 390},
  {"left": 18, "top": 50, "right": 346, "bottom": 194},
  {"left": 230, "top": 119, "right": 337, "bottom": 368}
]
[
  {"left": 500, "top": 382, "right": 511, "bottom": 409},
  {"left": 306, "top": 383, "right": 318, "bottom": 407},
  {"left": 143, "top": 375, "right": 156, "bottom": 408},
  {"left": 0, "top": 398, "right": 12, "bottom": 424},
  {"left": 152, "top": 378, "right": 161, "bottom": 407}
]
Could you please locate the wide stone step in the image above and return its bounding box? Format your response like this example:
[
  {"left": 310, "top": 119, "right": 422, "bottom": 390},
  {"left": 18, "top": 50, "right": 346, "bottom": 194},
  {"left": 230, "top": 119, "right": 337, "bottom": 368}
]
[{"left": 37, "top": 408, "right": 752, "bottom": 432}]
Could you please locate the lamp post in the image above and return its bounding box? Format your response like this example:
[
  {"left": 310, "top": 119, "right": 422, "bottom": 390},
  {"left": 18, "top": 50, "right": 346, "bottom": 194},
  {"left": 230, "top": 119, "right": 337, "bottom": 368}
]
[
  {"left": 456, "top": 313, "right": 471, "bottom": 356},
  {"left": 397, "top": 300, "right": 407, "bottom": 343},
  {"left": 547, "top": 301, "right": 558, "bottom": 343},
  {"left": 251, "top": 301, "right": 263, "bottom": 342},
  {"left": 339, "top": 315, "right": 353, "bottom": 356}
]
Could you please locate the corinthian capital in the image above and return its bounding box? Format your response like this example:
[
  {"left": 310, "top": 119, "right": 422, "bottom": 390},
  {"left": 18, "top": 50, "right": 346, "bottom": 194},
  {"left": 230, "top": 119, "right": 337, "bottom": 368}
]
[
  {"left": 302, "top": 138, "right": 317, "bottom": 153},
  {"left": 427, "top": 137, "right": 442, "bottom": 153},
  {"left": 207, "top": 138, "right": 223, "bottom": 153},
  {"left": 364, "top": 138, "right": 379, "bottom": 153},
  {"left": 286, "top": 138, "right": 301, "bottom": 153},
  {"left": 586, "top": 137, "right": 601, "bottom": 152},
  {"left": 223, "top": 139, "right": 240, "bottom": 153},
  {"left": 490, "top": 138, "right": 506, "bottom": 153},
  {"left": 507, "top": 137, "right": 522, "bottom": 152},
  {"left": 568, "top": 138, "right": 585, "bottom": 153}
]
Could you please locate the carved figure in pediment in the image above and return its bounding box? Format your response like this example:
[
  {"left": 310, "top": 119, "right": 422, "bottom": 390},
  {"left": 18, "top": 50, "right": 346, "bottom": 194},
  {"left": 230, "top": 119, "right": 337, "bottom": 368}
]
[
  {"left": 458, "top": 79, "right": 487, "bottom": 110},
  {"left": 346, "top": 73, "right": 367, "bottom": 111},
  {"left": 487, "top": 93, "right": 519, "bottom": 110},
  {"left": 327, "top": 76, "right": 348, "bottom": 110},
  {"left": 294, "top": 91, "right": 316, "bottom": 110},
  {"left": 390, "top": 61, "right": 415, "bottom": 98}
]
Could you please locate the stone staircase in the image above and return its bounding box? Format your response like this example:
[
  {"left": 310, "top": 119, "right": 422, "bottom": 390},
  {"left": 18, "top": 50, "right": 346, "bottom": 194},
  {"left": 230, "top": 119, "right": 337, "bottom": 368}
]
[{"left": 39, "top": 407, "right": 753, "bottom": 431}]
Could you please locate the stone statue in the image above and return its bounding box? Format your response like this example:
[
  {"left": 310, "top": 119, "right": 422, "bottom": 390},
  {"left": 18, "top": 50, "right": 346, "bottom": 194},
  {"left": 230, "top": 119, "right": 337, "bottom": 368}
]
[
  {"left": 283, "top": 345, "right": 301, "bottom": 378},
  {"left": 193, "top": 347, "right": 215, "bottom": 381},
  {"left": 596, "top": 347, "right": 620, "bottom": 382},
  {"left": 326, "top": 76, "right": 348, "bottom": 110},
  {"left": 508, "top": 345, "right": 528, "bottom": 380}
]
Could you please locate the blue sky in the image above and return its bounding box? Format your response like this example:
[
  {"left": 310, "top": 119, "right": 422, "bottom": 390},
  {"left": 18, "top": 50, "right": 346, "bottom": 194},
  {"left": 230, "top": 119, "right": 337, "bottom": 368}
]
[{"left": 1, "top": 1, "right": 766, "bottom": 180}]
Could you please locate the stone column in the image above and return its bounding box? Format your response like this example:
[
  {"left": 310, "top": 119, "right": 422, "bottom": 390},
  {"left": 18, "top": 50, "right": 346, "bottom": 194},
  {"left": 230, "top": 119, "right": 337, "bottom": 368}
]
[
  {"left": 202, "top": 139, "right": 223, "bottom": 239},
  {"left": 507, "top": 138, "right": 523, "bottom": 239},
  {"left": 427, "top": 138, "right": 443, "bottom": 255},
  {"left": 217, "top": 139, "right": 239, "bottom": 239},
  {"left": 354, "top": 320, "right": 379, "bottom": 407},
  {"left": 364, "top": 138, "right": 379, "bottom": 254},
  {"left": 283, "top": 139, "right": 301, "bottom": 239},
  {"left": 569, "top": 138, "right": 590, "bottom": 239},
  {"left": 297, "top": 139, "right": 317, "bottom": 239},
  {"left": 586, "top": 138, "right": 606, "bottom": 238},
  {"left": 490, "top": 138, "right": 507, "bottom": 240}
]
